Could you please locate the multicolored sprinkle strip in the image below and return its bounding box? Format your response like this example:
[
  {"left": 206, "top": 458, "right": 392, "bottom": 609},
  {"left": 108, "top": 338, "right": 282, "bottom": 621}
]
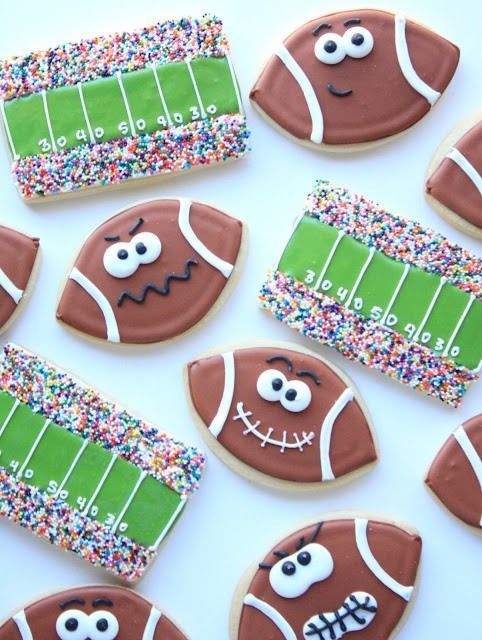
[
  {"left": 0, "top": 469, "right": 154, "bottom": 581},
  {"left": 0, "top": 15, "right": 229, "bottom": 100},
  {"left": 12, "top": 114, "right": 249, "bottom": 199},
  {"left": 260, "top": 272, "right": 477, "bottom": 407},
  {"left": 305, "top": 180, "right": 482, "bottom": 297},
  {"left": 0, "top": 344, "right": 205, "bottom": 495}
]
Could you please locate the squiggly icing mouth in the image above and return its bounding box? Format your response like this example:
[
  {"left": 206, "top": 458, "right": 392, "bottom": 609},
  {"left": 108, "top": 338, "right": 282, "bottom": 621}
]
[
  {"left": 327, "top": 83, "right": 353, "bottom": 97},
  {"left": 233, "top": 401, "right": 315, "bottom": 452},
  {"left": 117, "top": 258, "right": 198, "bottom": 306},
  {"left": 303, "top": 591, "right": 377, "bottom": 638}
]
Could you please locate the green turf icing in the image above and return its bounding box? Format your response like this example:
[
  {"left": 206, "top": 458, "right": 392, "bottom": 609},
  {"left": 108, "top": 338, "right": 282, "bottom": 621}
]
[
  {"left": 3, "top": 56, "right": 241, "bottom": 159},
  {"left": 0, "top": 391, "right": 182, "bottom": 548},
  {"left": 278, "top": 216, "right": 482, "bottom": 370}
]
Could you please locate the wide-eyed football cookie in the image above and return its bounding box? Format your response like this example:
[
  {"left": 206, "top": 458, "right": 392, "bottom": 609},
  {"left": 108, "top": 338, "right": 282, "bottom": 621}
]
[
  {"left": 0, "top": 224, "right": 39, "bottom": 333},
  {"left": 425, "top": 112, "right": 482, "bottom": 239},
  {"left": 250, "top": 9, "right": 459, "bottom": 150},
  {"left": 425, "top": 414, "right": 482, "bottom": 531},
  {"left": 0, "top": 585, "right": 188, "bottom": 639},
  {"left": 187, "top": 344, "right": 376, "bottom": 488},
  {"left": 57, "top": 198, "right": 245, "bottom": 344},
  {"left": 231, "top": 514, "right": 421, "bottom": 640}
]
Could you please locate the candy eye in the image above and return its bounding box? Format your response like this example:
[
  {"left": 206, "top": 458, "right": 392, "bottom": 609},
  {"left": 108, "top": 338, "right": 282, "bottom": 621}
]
[
  {"left": 56, "top": 610, "right": 90, "bottom": 640},
  {"left": 89, "top": 611, "right": 120, "bottom": 640},
  {"left": 280, "top": 379, "right": 312, "bottom": 413},
  {"left": 257, "top": 369, "right": 287, "bottom": 401},
  {"left": 269, "top": 543, "right": 334, "bottom": 599},
  {"left": 343, "top": 26, "right": 374, "bottom": 59},
  {"left": 132, "top": 231, "right": 162, "bottom": 265},
  {"left": 314, "top": 32, "right": 346, "bottom": 64},
  {"left": 103, "top": 242, "right": 139, "bottom": 278}
]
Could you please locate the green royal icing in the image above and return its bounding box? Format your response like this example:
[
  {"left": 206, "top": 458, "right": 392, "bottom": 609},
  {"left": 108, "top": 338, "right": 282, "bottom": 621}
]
[
  {"left": 0, "top": 390, "right": 183, "bottom": 548},
  {"left": 278, "top": 216, "right": 482, "bottom": 370},
  {"left": 4, "top": 56, "right": 241, "bottom": 159}
]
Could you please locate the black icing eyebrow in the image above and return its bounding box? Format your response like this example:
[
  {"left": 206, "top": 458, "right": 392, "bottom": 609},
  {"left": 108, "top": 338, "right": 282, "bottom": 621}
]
[
  {"left": 297, "top": 521, "right": 324, "bottom": 550},
  {"left": 129, "top": 217, "right": 144, "bottom": 235},
  {"left": 59, "top": 598, "right": 86, "bottom": 609},
  {"left": 104, "top": 234, "right": 121, "bottom": 242},
  {"left": 344, "top": 18, "right": 361, "bottom": 26},
  {"left": 296, "top": 369, "right": 321, "bottom": 385},
  {"left": 312, "top": 22, "right": 332, "bottom": 36},
  {"left": 266, "top": 355, "right": 293, "bottom": 372},
  {"left": 92, "top": 598, "right": 114, "bottom": 608}
]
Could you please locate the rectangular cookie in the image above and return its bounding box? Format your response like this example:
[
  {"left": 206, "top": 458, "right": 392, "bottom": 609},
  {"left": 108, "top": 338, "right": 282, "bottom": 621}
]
[
  {"left": 0, "top": 15, "right": 249, "bottom": 199},
  {"left": 0, "top": 343, "right": 205, "bottom": 581},
  {"left": 259, "top": 180, "right": 482, "bottom": 406}
]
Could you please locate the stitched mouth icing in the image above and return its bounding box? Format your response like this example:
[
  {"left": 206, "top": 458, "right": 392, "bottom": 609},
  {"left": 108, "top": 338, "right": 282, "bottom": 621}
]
[
  {"left": 233, "top": 401, "right": 316, "bottom": 452},
  {"left": 303, "top": 591, "right": 377, "bottom": 639}
]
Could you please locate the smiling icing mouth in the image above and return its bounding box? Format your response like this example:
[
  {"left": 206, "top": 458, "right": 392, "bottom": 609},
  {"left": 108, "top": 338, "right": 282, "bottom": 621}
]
[
  {"left": 327, "top": 83, "right": 353, "bottom": 97},
  {"left": 232, "top": 401, "right": 315, "bottom": 452},
  {"left": 117, "top": 258, "right": 198, "bottom": 306},
  {"left": 303, "top": 591, "right": 377, "bottom": 639}
]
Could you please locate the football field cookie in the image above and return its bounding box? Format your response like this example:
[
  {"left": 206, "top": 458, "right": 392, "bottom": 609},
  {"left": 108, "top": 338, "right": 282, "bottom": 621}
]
[
  {"left": 425, "top": 111, "right": 482, "bottom": 239},
  {"left": 57, "top": 198, "right": 245, "bottom": 344},
  {"left": 0, "top": 585, "right": 188, "bottom": 639},
  {"left": 187, "top": 344, "right": 377, "bottom": 488},
  {"left": 250, "top": 9, "right": 459, "bottom": 150},
  {"left": 0, "top": 15, "right": 249, "bottom": 199},
  {"left": 259, "top": 180, "right": 482, "bottom": 407},
  {"left": 425, "top": 414, "right": 482, "bottom": 531},
  {"left": 0, "top": 343, "right": 205, "bottom": 581},
  {"left": 231, "top": 513, "right": 421, "bottom": 640},
  {"left": 0, "top": 225, "right": 39, "bottom": 333}
]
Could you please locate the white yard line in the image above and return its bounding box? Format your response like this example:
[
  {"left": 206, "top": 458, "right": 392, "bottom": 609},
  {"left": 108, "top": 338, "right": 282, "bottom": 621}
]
[
  {"left": 345, "top": 247, "right": 375, "bottom": 308},
  {"left": 0, "top": 100, "right": 19, "bottom": 159},
  {"left": 380, "top": 263, "right": 410, "bottom": 325},
  {"left": 314, "top": 230, "right": 345, "bottom": 291},
  {"left": 116, "top": 72, "right": 136, "bottom": 135},
  {"left": 150, "top": 64, "right": 173, "bottom": 126}
]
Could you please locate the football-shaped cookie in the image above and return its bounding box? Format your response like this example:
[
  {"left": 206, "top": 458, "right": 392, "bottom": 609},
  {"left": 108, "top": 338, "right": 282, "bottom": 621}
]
[
  {"left": 0, "top": 585, "right": 187, "bottom": 639},
  {"left": 425, "top": 114, "right": 482, "bottom": 239},
  {"left": 56, "top": 198, "right": 244, "bottom": 344},
  {"left": 0, "top": 224, "right": 39, "bottom": 333},
  {"left": 250, "top": 9, "right": 459, "bottom": 149},
  {"left": 425, "top": 414, "right": 482, "bottom": 530},
  {"left": 232, "top": 514, "right": 421, "bottom": 640},
  {"left": 187, "top": 345, "right": 377, "bottom": 487}
]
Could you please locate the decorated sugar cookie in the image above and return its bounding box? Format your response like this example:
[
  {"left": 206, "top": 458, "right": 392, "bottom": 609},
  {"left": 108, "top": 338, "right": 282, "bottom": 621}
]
[
  {"left": 0, "top": 225, "right": 39, "bottom": 333},
  {"left": 57, "top": 198, "right": 244, "bottom": 344},
  {"left": 0, "top": 15, "right": 249, "bottom": 199},
  {"left": 426, "top": 414, "right": 482, "bottom": 530},
  {"left": 0, "top": 585, "right": 188, "bottom": 639},
  {"left": 259, "top": 180, "right": 482, "bottom": 407},
  {"left": 425, "top": 112, "right": 482, "bottom": 239},
  {"left": 231, "top": 514, "right": 421, "bottom": 640},
  {"left": 187, "top": 344, "right": 376, "bottom": 488},
  {"left": 250, "top": 9, "right": 459, "bottom": 150},
  {"left": 0, "top": 344, "right": 205, "bottom": 581}
]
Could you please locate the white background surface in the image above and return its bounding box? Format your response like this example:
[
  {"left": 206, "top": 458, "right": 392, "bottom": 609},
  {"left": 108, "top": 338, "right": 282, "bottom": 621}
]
[{"left": 0, "top": 1, "right": 480, "bottom": 638}]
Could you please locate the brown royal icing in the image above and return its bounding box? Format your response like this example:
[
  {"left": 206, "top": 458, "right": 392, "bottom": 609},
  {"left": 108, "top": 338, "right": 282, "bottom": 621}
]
[
  {"left": 0, "top": 225, "right": 39, "bottom": 329},
  {"left": 426, "top": 121, "right": 482, "bottom": 229},
  {"left": 0, "top": 585, "right": 187, "bottom": 639},
  {"left": 238, "top": 518, "right": 421, "bottom": 640},
  {"left": 57, "top": 199, "right": 243, "bottom": 343},
  {"left": 188, "top": 347, "right": 376, "bottom": 483},
  {"left": 426, "top": 414, "right": 482, "bottom": 529},
  {"left": 250, "top": 9, "right": 459, "bottom": 145}
]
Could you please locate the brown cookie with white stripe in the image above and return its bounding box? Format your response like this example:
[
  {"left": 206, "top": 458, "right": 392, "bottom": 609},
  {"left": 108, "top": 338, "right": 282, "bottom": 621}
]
[
  {"left": 425, "top": 112, "right": 482, "bottom": 239},
  {"left": 250, "top": 9, "right": 459, "bottom": 151},
  {"left": 231, "top": 514, "right": 421, "bottom": 640},
  {"left": 186, "top": 344, "right": 377, "bottom": 489},
  {"left": 425, "top": 414, "right": 482, "bottom": 531},
  {"left": 56, "top": 198, "right": 245, "bottom": 344},
  {"left": 0, "top": 224, "right": 39, "bottom": 334},
  {"left": 0, "top": 585, "right": 188, "bottom": 640}
]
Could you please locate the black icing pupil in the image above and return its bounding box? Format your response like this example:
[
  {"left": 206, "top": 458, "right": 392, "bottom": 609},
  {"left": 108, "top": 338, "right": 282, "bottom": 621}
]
[
  {"left": 282, "top": 561, "right": 296, "bottom": 576},
  {"left": 351, "top": 33, "right": 364, "bottom": 46},
  {"left": 117, "top": 248, "right": 129, "bottom": 260},
  {"left": 136, "top": 242, "right": 147, "bottom": 255},
  {"left": 96, "top": 618, "right": 109, "bottom": 632},
  {"left": 298, "top": 551, "right": 312, "bottom": 566},
  {"left": 285, "top": 388, "right": 297, "bottom": 401},
  {"left": 65, "top": 618, "right": 79, "bottom": 631},
  {"left": 324, "top": 40, "right": 337, "bottom": 53},
  {"left": 272, "top": 378, "right": 283, "bottom": 391}
]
